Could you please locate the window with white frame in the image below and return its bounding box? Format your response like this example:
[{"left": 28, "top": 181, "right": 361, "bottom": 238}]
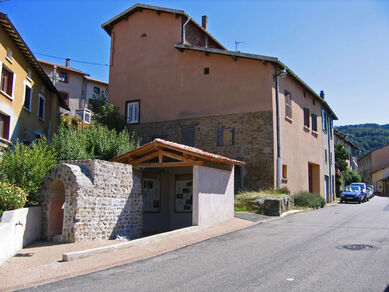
[
  {"left": 37, "top": 94, "right": 45, "bottom": 120},
  {"left": 126, "top": 101, "right": 139, "bottom": 124},
  {"left": 23, "top": 82, "right": 32, "bottom": 111}
]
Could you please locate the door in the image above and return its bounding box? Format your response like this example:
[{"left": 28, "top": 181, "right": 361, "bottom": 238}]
[
  {"left": 324, "top": 175, "right": 329, "bottom": 202},
  {"left": 308, "top": 164, "right": 313, "bottom": 193}
]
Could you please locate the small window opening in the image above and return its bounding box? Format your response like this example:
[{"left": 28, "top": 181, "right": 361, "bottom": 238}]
[
  {"left": 282, "top": 164, "right": 287, "bottom": 179},
  {"left": 204, "top": 67, "right": 209, "bottom": 75}
]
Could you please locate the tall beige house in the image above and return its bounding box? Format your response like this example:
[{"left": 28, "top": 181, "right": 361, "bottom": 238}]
[
  {"left": 359, "top": 143, "right": 389, "bottom": 193},
  {"left": 39, "top": 59, "right": 108, "bottom": 123},
  {"left": 102, "top": 4, "right": 337, "bottom": 198}
]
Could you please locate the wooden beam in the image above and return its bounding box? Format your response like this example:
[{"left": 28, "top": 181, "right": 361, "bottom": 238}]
[
  {"left": 137, "top": 161, "right": 203, "bottom": 168},
  {"left": 160, "top": 150, "right": 188, "bottom": 162},
  {"left": 158, "top": 149, "right": 163, "bottom": 163},
  {"left": 131, "top": 152, "right": 159, "bottom": 165}
]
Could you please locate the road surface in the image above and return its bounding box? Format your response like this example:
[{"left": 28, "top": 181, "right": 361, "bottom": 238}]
[{"left": 27, "top": 196, "right": 389, "bottom": 292}]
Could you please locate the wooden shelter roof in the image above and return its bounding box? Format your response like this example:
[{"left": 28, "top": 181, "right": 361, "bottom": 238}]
[{"left": 110, "top": 138, "right": 246, "bottom": 168}]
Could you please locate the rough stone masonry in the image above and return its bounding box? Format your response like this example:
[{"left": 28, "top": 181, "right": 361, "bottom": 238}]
[{"left": 41, "top": 160, "right": 142, "bottom": 243}]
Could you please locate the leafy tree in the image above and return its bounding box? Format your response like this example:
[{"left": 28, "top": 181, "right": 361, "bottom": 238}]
[
  {"left": 335, "top": 123, "right": 389, "bottom": 157},
  {"left": 0, "top": 138, "right": 57, "bottom": 205},
  {"left": 335, "top": 144, "right": 362, "bottom": 194},
  {"left": 89, "top": 88, "right": 127, "bottom": 132},
  {"left": 335, "top": 144, "right": 349, "bottom": 173},
  {"left": 343, "top": 168, "right": 362, "bottom": 186}
]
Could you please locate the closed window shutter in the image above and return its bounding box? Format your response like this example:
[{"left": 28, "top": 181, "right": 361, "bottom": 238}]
[
  {"left": 285, "top": 91, "right": 292, "bottom": 119},
  {"left": 7, "top": 72, "right": 13, "bottom": 96},
  {"left": 311, "top": 114, "right": 317, "bottom": 131},
  {"left": 304, "top": 108, "right": 310, "bottom": 127},
  {"left": 182, "top": 126, "right": 195, "bottom": 146},
  {"left": 217, "top": 128, "right": 223, "bottom": 146}
]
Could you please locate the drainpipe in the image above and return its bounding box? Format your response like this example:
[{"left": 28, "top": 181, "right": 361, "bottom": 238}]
[
  {"left": 274, "top": 66, "right": 287, "bottom": 189},
  {"left": 182, "top": 16, "right": 191, "bottom": 44}
]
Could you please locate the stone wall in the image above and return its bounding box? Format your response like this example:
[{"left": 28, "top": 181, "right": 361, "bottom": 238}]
[
  {"left": 41, "top": 160, "right": 142, "bottom": 243},
  {"left": 128, "top": 111, "right": 274, "bottom": 190}
]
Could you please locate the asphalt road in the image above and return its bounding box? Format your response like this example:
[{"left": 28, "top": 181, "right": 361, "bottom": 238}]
[{"left": 26, "top": 196, "right": 389, "bottom": 292}]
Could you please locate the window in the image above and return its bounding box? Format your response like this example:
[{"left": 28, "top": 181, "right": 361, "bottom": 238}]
[
  {"left": 23, "top": 84, "right": 32, "bottom": 111},
  {"left": 204, "top": 67, "right": 209, "bottom": 75},
  {"left": 303, "top": 108, "right": 310, "bottom": 128},
  {"left": 0, "top": 113, "right": 10, "bottom": 140},
  {"left": 38, "top": 94, "right": 45, "bottom": 120},
  {"left": 126, "top": 101, "right": 139, "bottom": 124},
  {"left": 1, "top": 66, "right": 14, "bottom": 97},
  {"left": 325, "top": 149, "right": 328, "bottom": 163},
  {"left": 217, "top": 128, "right": 235, "bottom": 146},
  {"left": 59, "top": 72, "right": 67, "bottom": 83},
  {"left": 311, "top": 114, "right": 317, "bottom": 132},
  {"left": 282, "top": 164, "right": 287, "bottom": 179},
  {"left": 6, "top": 48, "right": 12, "bottom": 62},
  {"left": 285, "top": 90, "right": 292, "bottom": 120},
  {"left": 59, "top": 91, "right": 69, "bottom": 106},
  {"left": 182, "top": 125, "right": 195, "bottom": 147},
  {"left": 93, "top": 87, "right": 100, "bottom": 94},
  {"left": 322, "top": 109, "right": 327, "bottom": 132}
]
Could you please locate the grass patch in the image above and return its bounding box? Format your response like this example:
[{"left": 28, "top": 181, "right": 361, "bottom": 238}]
[
  {"left": 294, "top": 191, "right": 326, "bottom": 209},
  {"left": 234, "top": 188, "right": 289, "bottom": 213}
]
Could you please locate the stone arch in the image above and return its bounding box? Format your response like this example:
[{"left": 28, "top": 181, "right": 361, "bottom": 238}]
[
  {"left": 41, "top": 163, "right": 93, "bottom": 242},
  {"left": 48, "top": 179, "right": 65, "bottom": 236}
]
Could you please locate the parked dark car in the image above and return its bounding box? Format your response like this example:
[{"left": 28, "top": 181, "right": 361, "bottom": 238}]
[
  {"left": 340, "top": 185, "right": 365, "bottom": 204},
  {"left": 367, "top": 185, "right": 375, "bottom": 199},
  {"left": 350, "top": 183, "right": 368, "bottom": 202}
]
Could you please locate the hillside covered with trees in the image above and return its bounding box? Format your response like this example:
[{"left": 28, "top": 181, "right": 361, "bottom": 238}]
[{"left": 335, "top": 124, "right": 389, "bottom": 157}]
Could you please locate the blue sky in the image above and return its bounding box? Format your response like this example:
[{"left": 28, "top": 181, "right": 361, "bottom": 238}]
[{"left": 1, "top": 0, "right": 388, "bottom": 126}]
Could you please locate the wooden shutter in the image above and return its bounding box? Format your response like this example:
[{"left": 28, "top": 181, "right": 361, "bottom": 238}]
[
  {"left": 311, "top": 114, "right": 317, "bottom": 131},
  {"left": 217, "top": 128, "right": 223, "bottom": 146},
  {"left": 304, "top": 108, "right": 310, "bottom": 127},
  {"left": 182, "top": 126, "right": 195, "bottom": 146},
  {"left": 285, "top": 91, "right": 292, "bottom": 119}
]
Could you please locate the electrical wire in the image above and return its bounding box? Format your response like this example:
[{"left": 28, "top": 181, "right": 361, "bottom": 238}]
[{"left": 34, "top": 52, "right": 109, "bottom": 67}]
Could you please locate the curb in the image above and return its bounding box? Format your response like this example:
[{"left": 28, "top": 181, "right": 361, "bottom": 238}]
[{"left": 63, "top": 226, "right": 199, "bottom": 262}]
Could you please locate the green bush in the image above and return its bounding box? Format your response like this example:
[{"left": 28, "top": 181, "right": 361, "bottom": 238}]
[
  {"left": 294, "top": 192, "right": 326, "bottom": 209},
  {"left": 0, "top": 181, "right": 28, "bottom": 212},
  {"left": 52, "top": 122, "right": 140, "bottom": 161},
  {"left": 0, "top": 138, "right": 57, "bottom": 205}
]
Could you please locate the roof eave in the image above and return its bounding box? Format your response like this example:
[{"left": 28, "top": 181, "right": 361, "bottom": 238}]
[
  {"left": 0, "top": 13, "right": 69, "bottom": 111},
  {"left": 102, "top": 3, "right": 187, "bottom": 35}
]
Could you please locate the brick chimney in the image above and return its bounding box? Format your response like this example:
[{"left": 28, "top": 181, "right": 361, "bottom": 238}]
[
  {"left": 65, "top": 58, "right": 70, "bottom": 67},
  {"left": 320, "top": 90, "right": 325, "bottom": 99},
  {"left": 202, "top": 15, "right": 208, "bottom": 30}
]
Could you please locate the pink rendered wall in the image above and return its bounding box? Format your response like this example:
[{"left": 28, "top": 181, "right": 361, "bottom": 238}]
[{"left": 108, "top": 9, "right": 274, "bottom": 123}]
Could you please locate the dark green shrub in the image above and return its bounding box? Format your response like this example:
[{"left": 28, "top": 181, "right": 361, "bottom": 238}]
[
  {"left": 52, "top": 122, "right": 139, "bottom": 161},
  {"left": 294, "top": 192, "right": 326, "bottom": 209},
  {"left": 0, "top": 181, "right": 28, "bottom": 212},
  {"left": 0, "top": 138, "right": 57, "bottom": 205}
]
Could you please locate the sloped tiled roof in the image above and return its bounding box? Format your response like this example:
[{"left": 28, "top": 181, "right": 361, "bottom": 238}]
[{"left": 111, "top": 138, "right": 246, "bottom": 167}]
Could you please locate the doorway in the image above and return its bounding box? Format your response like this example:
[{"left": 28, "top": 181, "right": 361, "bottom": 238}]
[
  {"left": 48, "top": 180, "right": 65, "bottom": 236},
  {"left": 308, "top": 162, "right": 320, "bottom": 194}
]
